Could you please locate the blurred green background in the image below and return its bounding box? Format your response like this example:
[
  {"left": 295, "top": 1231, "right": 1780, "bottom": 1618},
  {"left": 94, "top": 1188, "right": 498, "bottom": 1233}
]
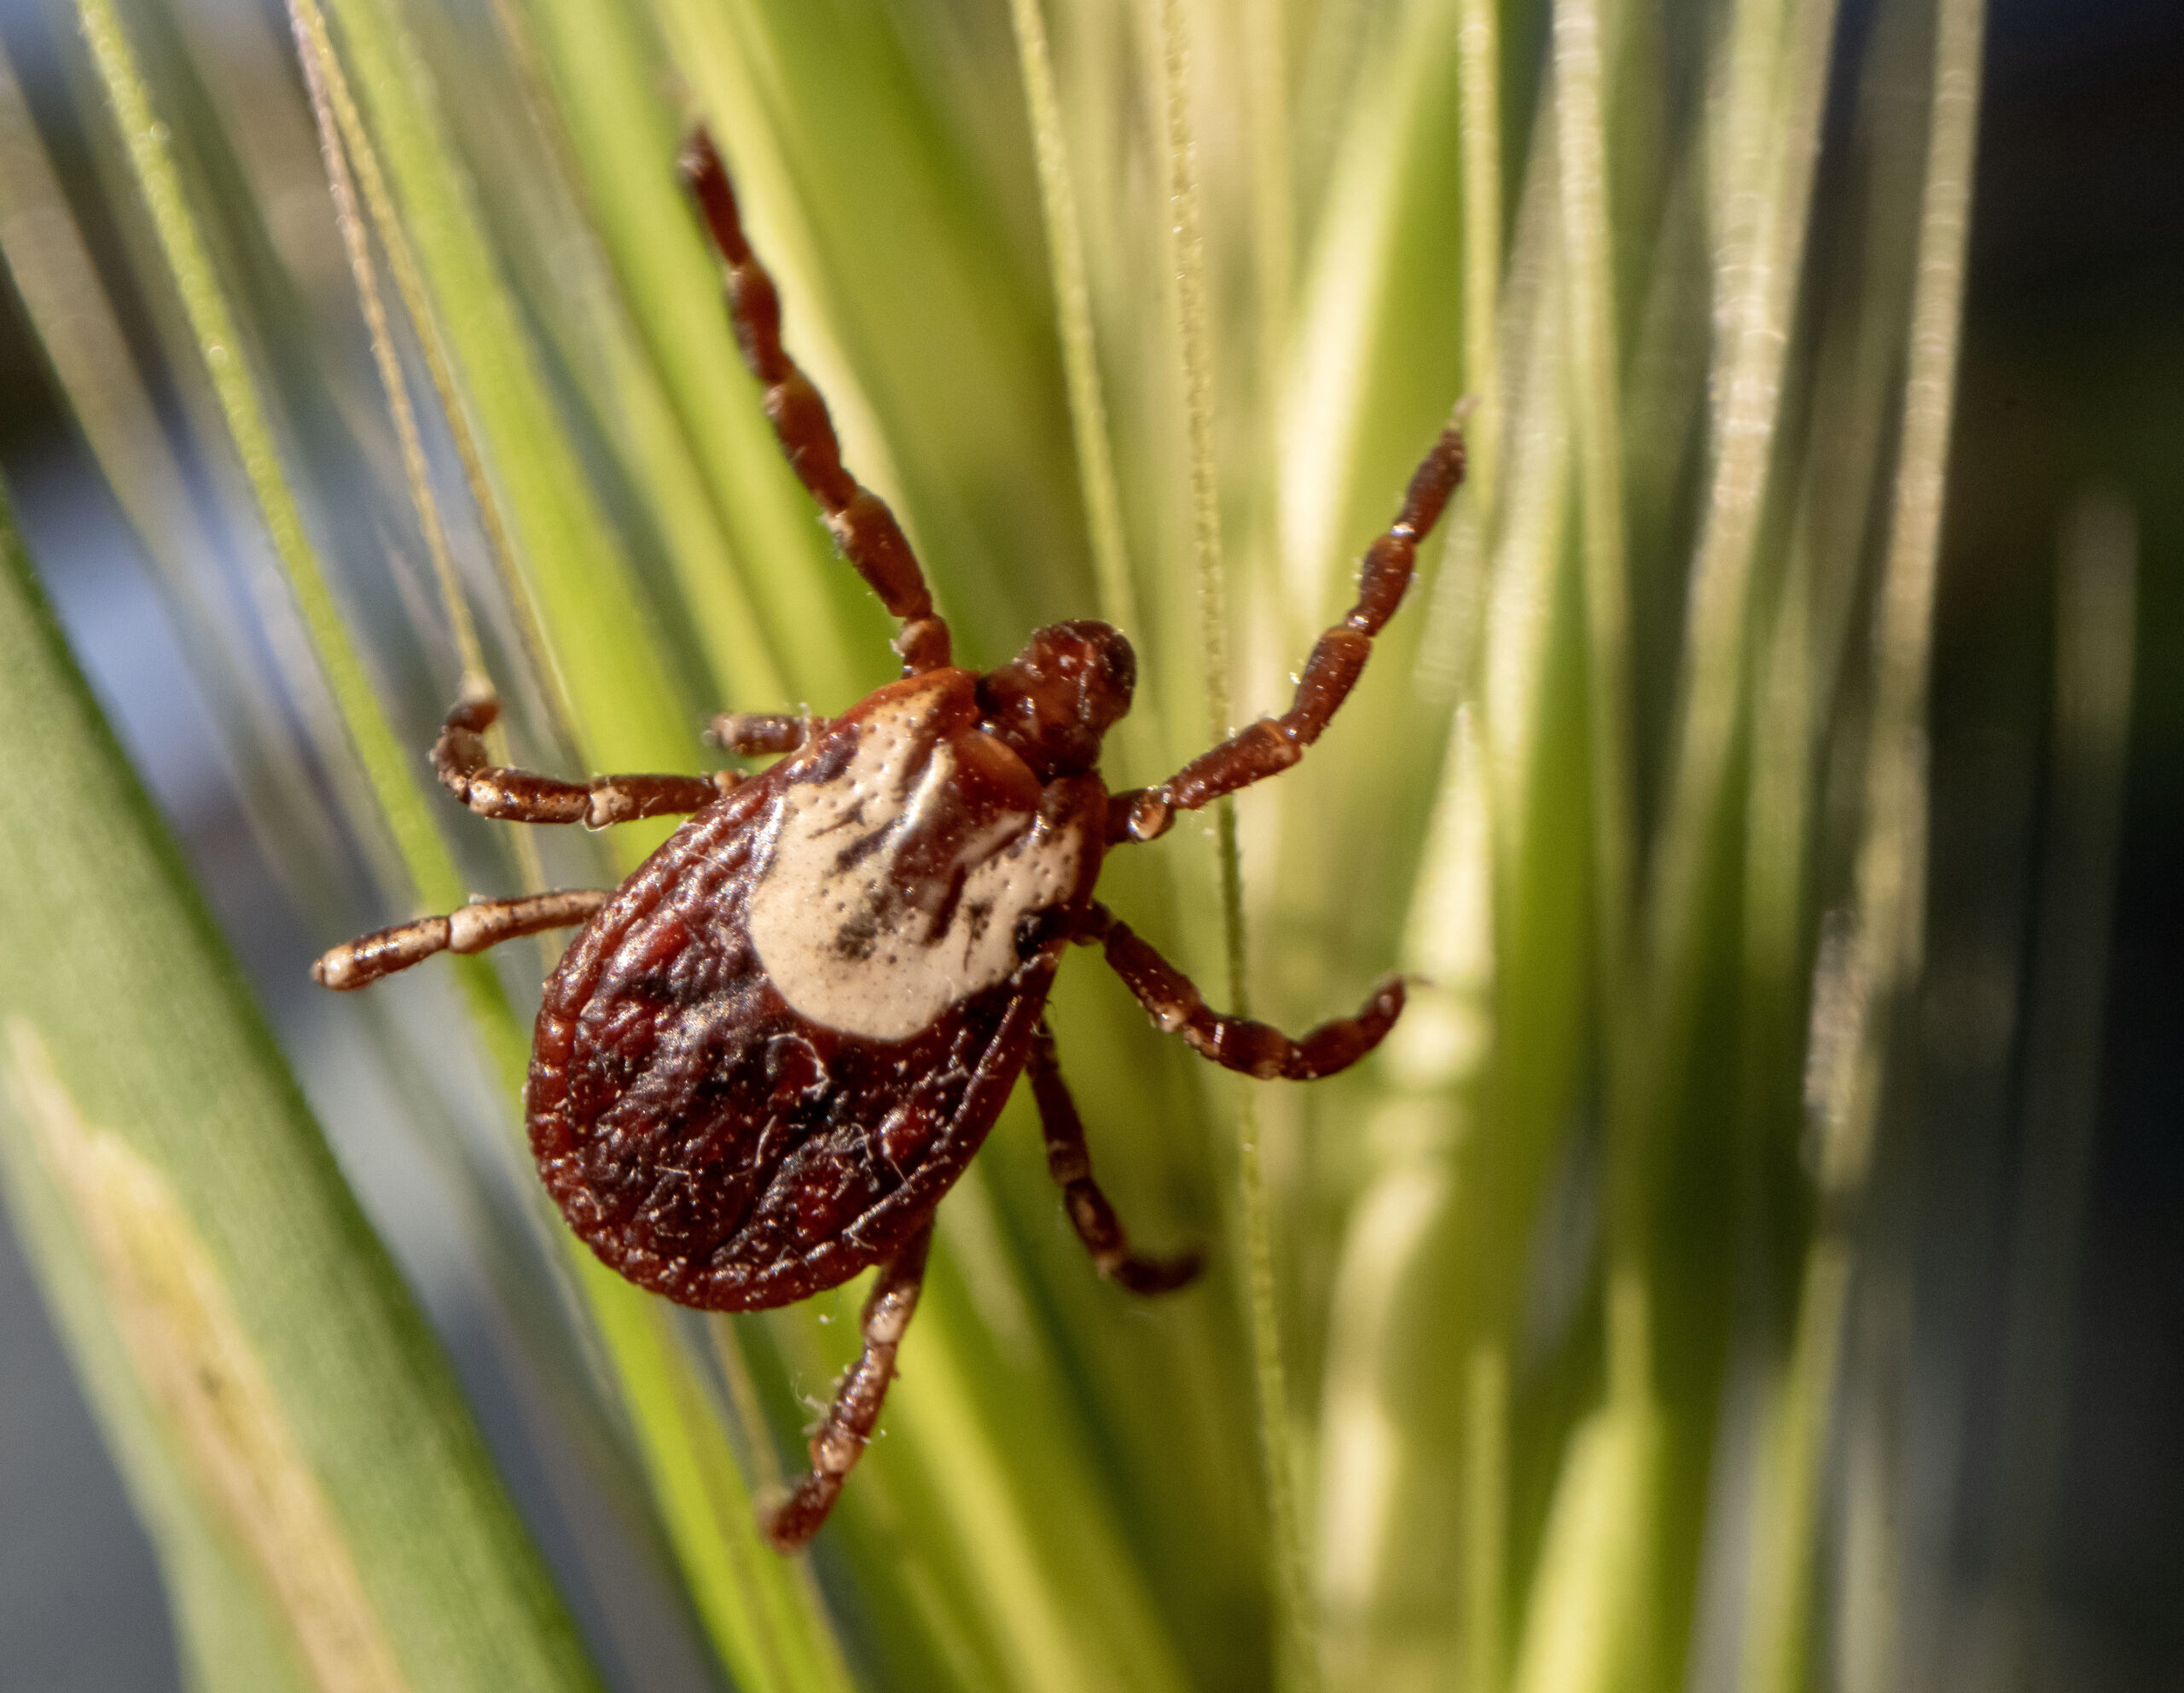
[{"left": 0, "top": 0, "right": 2175, "bottom": 1689}]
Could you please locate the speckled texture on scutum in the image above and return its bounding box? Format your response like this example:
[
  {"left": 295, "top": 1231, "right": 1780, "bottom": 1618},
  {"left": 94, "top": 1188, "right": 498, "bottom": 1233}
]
[
  {"left": 747, "top": 680, "right": 1084, "bottom": 1041},
  {"left": 526, "top": 670, "right": 1106, "bottom": 1311}
]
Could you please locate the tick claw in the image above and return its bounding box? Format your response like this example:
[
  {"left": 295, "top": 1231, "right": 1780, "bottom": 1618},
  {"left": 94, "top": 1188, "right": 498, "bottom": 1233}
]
[{"left": 1109, "top": 1248, "right": 1202, "bottom": 1296}]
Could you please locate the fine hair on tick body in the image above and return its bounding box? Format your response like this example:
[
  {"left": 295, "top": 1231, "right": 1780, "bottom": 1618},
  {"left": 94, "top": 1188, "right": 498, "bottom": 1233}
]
[{"left": 314, "top": 125, "right": 1467, "bottom": 1553}]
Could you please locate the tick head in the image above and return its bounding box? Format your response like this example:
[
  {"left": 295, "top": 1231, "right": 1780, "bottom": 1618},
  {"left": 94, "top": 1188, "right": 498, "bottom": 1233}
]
[{"left": 976, "top": 620, "right": 1136, "bottom": 781}]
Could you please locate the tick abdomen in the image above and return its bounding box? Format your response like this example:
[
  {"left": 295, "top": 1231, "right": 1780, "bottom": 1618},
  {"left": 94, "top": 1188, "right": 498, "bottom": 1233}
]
[{"left": 526, "top": 671, "right": 1095, "bottom": 1311}]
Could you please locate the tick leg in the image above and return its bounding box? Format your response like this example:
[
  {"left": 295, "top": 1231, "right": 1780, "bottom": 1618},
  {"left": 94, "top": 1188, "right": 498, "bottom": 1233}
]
[
  {"left": 680, "top": 128, "right": 951, "bottom": 676},
  {"left": 1107, "top": 420, "right": 1467, "bottom": 844},
  {"left": 1076, "top": 903, "right": 1404, "bottom": 1081},
  {"left": 312, "top": 889, "right": 610, "bottom": 990},
  {"left": 765, "top": 1221, "right": 934, "bottom": 1553},
  {"left": 1028, "top": 1021, "right": 1200, "bottom": 1295},
  {"left": 436, "top": 697, "right": 737, "bottom": 826},
  {"left": 706, "top": 710, "right": 814, "bottom": 757}
]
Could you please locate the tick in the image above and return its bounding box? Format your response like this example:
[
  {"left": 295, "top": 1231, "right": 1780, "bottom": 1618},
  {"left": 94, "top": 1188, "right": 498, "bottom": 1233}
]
[{"left": 315, "top": 128, "right": 1466, "bottom": 1552}]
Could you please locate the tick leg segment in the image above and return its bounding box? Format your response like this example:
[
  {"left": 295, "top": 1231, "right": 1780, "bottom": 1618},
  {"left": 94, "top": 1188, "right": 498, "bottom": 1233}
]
[
  {"left": 706, "top": 710, "right": 815, "bottom": 757},
  {"left": 435, "top": 698, "right": 737, "bottom": 827},
  {"left": 1107, "top": 422, "right": 1467, "bottom": 844},
  {"left": 1027, "top": 1021, "right": 1201, "bottom": 1295},
  {"left": 765, "top": 1221, "right": 934, "bottom": 1552},
  {"left": 1076, "top": 903, "right": 1404, "bottom": 1081},
  {"left": 312, "top": 889, "right": 610, "bottom": 990},
  {"left": 680, "top": 128, "right": 950, "bottom": 676}
]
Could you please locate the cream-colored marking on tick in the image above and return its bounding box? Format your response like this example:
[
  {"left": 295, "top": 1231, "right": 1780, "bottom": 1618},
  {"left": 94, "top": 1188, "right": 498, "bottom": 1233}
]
[{"left": 747, "top": 687, "right": 1082, "bottom": 1041}]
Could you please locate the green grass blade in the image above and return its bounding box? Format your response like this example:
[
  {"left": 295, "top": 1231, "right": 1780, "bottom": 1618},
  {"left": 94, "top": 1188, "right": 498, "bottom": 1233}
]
[
  {"left": 306, "top": 0, "right": 690, "bottom": 774},
  {"left": 1006, "top": 0, "right": 1141, "bottom": 642},
  {"left": 508, "top": 0, "right": 851, "bottom": 709},
  {"left": 1550, "top": 0, "right": 1641, "bottom": 1273},
  {"left": 1986, "top": 491, "right": 2136, "bottom": 1655},
  {"left": 655, "top": 0, "right": 1089, "bottom": 667},
  {"left": 1506, "top": 1397, "right": 1660, "bottom": 1693},
  {"left": 1280, "top": 0, "right": 1465, "bottom": 610},
  {"left": 78, "top": 1, "right": 859, "bottom": 1680},
  {"left": 1642, "top": 0, "right": 1838, "bottom": 1066},
  {"left": 1152, "top": 3, "right": 1311, "bottom": 1685},
  {"left": 1753, "top": 5, "right": 1988, "bottom": 1685},
  {"left": 0, "top": 502, "right": 601, "bottom": 1693},
  {"left": 73, "top": 0, "right": 467, "bottom": 922},
  {"left": 0, "top": 45, "right": 347, "bottom": 906},
  {"left": 577, "top": 1270, "right": 854, "bottom": 1693},
  {"left": 1455, "top": 0, "right": 1503, "bottom": 508},
  {"left": 288, "top": 3, "right": 565, "bottom": 716}
]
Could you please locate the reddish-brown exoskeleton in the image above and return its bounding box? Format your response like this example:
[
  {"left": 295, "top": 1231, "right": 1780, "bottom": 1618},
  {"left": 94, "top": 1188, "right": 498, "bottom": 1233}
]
[{"left": 314, "top": 128, "right": 1466, "bottom": 1552}]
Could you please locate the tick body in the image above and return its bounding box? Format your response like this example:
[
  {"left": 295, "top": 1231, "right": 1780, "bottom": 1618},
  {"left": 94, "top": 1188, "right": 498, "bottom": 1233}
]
[{"left": 315, "top": 129, "right": 1465, "bottom": 1552}]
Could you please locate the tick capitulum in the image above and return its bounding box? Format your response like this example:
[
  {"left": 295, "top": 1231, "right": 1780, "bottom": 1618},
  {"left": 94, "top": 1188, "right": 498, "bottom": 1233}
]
[{"left": 315, "top": 126, "right": 1467, "bottom": 1553}]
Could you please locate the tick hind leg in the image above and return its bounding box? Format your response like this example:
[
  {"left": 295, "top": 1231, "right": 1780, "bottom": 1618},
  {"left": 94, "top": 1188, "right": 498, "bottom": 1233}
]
[
  {"left": 1028, "top": 1021, "right": 1200, "bottom": 1296},
  {"left": 1077, "top": 904, "right": 1404, "bottom": 1081},
  {"left": 436, "top": 697, "right": 738, "bottom": 827},
  {"left": 1108, "top": 420, "right": 1467, "bottom": 844},
  {"left": 766, "top": 1222, "right": 934, "bottom": 1552},
  {"left": 681, "top": 128, "right": 950, "bottom": 675},
  {"left": 313, "top": 889, "right": 609, "bottom": 990}
]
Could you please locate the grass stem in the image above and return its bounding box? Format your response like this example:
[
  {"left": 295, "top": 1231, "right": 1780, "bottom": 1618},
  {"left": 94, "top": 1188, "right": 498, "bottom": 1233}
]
[{"left": 1153, "top": 0, "right": 1311, "bottom": 1684}]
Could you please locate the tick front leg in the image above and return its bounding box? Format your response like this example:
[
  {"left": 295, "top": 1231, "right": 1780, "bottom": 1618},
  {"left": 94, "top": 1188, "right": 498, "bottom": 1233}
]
[
  {"left": 1027, "top": 1022, "right": 1200, "bottom": 1295},
  {"left": 765, "top": 1221, "right": 934, "bottom": 1553},
  {"left": 312, "top": 889, "right": 610, "bottom": 990},
  {"left": 680, "top": 128, "right": 951, "bottom": 675},
  {"left": 706, "top": 711, "right": 815, "bottom": 757},
  {"left": 1108, "top": 420, "right": 1467, "bottom": 844},
  {"left": 436, "top": 697, "right": 737, "bottom": 826},
  {"left": 1076, "top": 904, "right": 1404, "bottom": 1081}
]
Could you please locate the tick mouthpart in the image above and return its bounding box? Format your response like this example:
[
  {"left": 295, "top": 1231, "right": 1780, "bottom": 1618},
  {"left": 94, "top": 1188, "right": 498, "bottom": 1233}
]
[{"left": 976, "top": 619, "right": 1136, "bottom": 782}]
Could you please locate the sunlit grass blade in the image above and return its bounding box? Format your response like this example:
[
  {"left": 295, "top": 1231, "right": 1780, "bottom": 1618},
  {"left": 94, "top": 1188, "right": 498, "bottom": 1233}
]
[
  {"left": 1150, "top": 3, "right": 1316, "bottom": 1685},
  {"left": 70, "top": 0, "right": 476, "bottom": 939},
  {"left": 1643, "top": 0, "right": 1838, "bottom": 1069},
  {"left": 282, "top": 0, "right": 562, "bottom": 718},
  {"left": 1315, "top": 704, "right": 1495, "bottom": 1687},
  {"left": 1806, "top": 0, "right": 1987, "bottom": 1275},
  {"left": 845, "top": 1237, "right": 1198, "bottom": 1693},
  {"left": 293, "top": 9, "right": 477, "bottom": 690},
  {"left": 1541, "top": 67, "right": 1656, "bottom": 1665},
  {"left": 306, "top": 0, "right": 689, "bottom": 774},
  {"left": 503, "top": 0, "right": 854, "bottom": 709},
  {"left": 656, "top": 0, "right": 1092, "bottom": 667},
  {"left": 1455, "top": 0, "right": 1503, "bottom": 507},
  {"left": 1507, "top": 1398, "right": 1660, "bottom": 1693},
  {"left": 1751, "top": 3, "right": 1988, "bottom": 1685},
  {"left": 587, "top": 1278, "right": 853, "bottom": 1693},
  {"left": 1279, "top": 0, "right": 1465, "bottom": 615},
  {"left": 1309, "top": 113, "right": 1589, "bottom": 1687},
  {"left": 288, "top": 3, "right": 561, "bottom": 911},
  {"left": 1549, "top": 0, "right": 1640, "bottom": 1229},
  {"left": 0, "top": 505, "right": 600, "bottom": 1693}
]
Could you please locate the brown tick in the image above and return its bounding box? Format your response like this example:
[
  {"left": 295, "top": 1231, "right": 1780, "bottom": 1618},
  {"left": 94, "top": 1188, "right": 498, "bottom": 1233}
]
[{"left": 314, "top": 128, "right": 1467, "bottom": 1551}]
